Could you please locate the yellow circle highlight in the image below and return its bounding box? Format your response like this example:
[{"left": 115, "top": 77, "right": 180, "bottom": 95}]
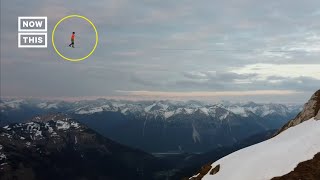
[{"left": 52, "top": 15, "right": 99, "bottom": 62}]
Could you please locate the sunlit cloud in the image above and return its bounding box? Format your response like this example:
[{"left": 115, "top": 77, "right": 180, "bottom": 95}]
[
  {"left": 116, "top": 90, "right": 300, "bottom": 97},
  {"left": 231, "top": 64, "right": 320, "bottom": 80}
]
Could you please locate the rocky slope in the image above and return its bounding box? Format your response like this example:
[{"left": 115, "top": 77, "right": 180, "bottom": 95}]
[
  {"left": 277, "top": 89, "right": 320, "bottom": 134},
  {"left": 271, "top": 153, "right": 320, "bottom": 180},
  {"left": 189, "top": 89, "right": 320, "bottom": 180}
]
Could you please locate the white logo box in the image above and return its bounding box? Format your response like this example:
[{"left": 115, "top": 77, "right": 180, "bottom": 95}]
[
  {"left": 18, "top": 33, "right": 47, "bottom": 48},
  {"left": 18, "top": 16, "right": 47, "bottom": 32}
]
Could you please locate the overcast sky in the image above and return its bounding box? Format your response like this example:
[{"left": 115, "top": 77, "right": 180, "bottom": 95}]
[{"left": 1, "top": 0, "right": 320, "bottom": 103}]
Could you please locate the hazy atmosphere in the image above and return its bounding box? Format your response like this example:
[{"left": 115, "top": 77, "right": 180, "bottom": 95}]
[{"left": 1, "top": 0, "right": 320, "bottom": 103}]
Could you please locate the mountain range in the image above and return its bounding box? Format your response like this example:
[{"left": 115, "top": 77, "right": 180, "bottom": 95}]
[
  {"left": 1, "top": 90, "right": 318, "bottom": 180},
  {"left": 0, "top": 99, "right": 301, "bottom": 153}
]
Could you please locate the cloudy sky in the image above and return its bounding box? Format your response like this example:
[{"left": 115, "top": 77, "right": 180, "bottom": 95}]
[{"left": 1, "top": 0, "right": 320, "bottom": 103}]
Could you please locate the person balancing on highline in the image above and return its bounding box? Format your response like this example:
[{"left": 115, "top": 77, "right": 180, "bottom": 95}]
[{"left": 69, "top": 32, "right": 75, "bottom": 48}]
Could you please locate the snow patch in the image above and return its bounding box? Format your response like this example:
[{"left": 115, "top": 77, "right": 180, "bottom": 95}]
[
  {"left": 261, "top": 108, "right": 277, "bottom": 117},
  {"left": 202, "top": 118, "right": 320, "bottom": 180},
  {"left": 76, "top": 105, "right": 111, "bottom": 114},
  {"left": 26, "top": 142, "right": 31, "bottom": 147},
  {"left": 227, "top": 106, "right": 248, "bottom": 117},
  {"left": 164, "top": 111, "right": 175, "bottom": 119},
  {"left": 3, "top": 126, "right": 11, "bottom": 130},
  {"left": 160, "top": 103, "right": 169, "bottom": 110},
  {"left": 1, "top": 133, "right": 12, "bottom": 139},
  {"left": 46, "top": 103, "right": 58, "bottom": 109},
  {"left": 77, "top": 108, "right": 103, "bottom": 114},
  {"left": 37, "top": 102, "right": 47, "bottom": 108},
  {"left": 24, "top": 122, "right": 43, "bottom": 139},
  {"left": 199, "top": 108, "right": 209, "bottom": 115},
  {"left": 144, "top": 103, "right": 156, "bottom": 112},
  {"left": 56, "top": 120, "right": 70, "bottom": 130},
  {"left": 37, "top": 102, "right": 58, "bottom": 109},
  {"left": 121, "top": 108, "right": 129, "bottom": 114},
  {"left": 0, "top": 144, "right": 6, "bottom": 163},
  {"left": 71, "top": 122, "right": 80, "bottom": 129},
  {"left": 219, "top": 111, "right": 230, "bottom": 120},
  {"left": 45, "top": 123, "right": 58, "bottom": 136},
  {"left": 192, "top": 124, "right": 201, "bottom": 143},
  {"left": 34, "top": 130, "right": 42, "bottom": 137},
  {"left": 0, "top": 99, "right": 24, "bottom": 109},
  {"left": 0, "top": 154, "right": 6, "bottom": 161},
  {"left": 185, "top": 108, "right": 194, "bottom": 114}
]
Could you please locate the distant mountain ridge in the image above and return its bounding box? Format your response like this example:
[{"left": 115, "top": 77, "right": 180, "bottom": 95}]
[
  {"left": 0, "top": 99, "right": 302, "bottom": 120},
  {"left": 0, "top": 99, "right": 302, "bottom": 153}
]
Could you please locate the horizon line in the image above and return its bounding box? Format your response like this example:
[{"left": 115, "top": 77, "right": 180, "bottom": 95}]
[{"left": 0, "top": 90, "right": 305, "bottom": 103}]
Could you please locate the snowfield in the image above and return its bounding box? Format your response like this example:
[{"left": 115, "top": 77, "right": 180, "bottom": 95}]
[
  {"left": 202, "top": 118, "right": 320, "bottom": 180},
  {"left": 0, "top": 144, "right": 6, "bottom": 161}
]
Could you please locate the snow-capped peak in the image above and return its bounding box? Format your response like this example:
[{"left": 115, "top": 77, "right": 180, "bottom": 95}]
[
  {"left": 0, "top": 99, "right": 25, "bottom": 109},
  {"left": 1, "top": 115, "right": 83, "bottom": 144}
]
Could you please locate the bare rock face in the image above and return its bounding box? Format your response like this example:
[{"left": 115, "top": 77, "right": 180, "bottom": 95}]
[
  {"left": 271, "top": 153, "right": 320, "bottom": 180},
  {"left": 277, "top": 90, "right": 320, "bottom": 135},
  {"left": 210, "top": 164, "right": 220, "bottom": 175},
  {"left": 188, "top": 163, "right": 213, "bottom": 180},
  {"left": 316, "top": 109, "right": 320, "bottom": 120}
]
